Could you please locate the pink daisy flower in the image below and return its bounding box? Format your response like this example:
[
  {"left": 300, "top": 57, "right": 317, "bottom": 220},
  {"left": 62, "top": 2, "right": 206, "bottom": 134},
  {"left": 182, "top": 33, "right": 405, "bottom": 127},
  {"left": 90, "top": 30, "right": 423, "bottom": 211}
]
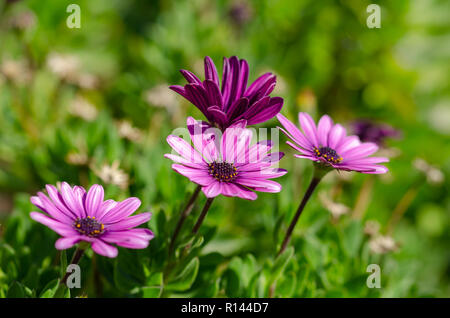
[
  {"left": 165, "top": 117, "right": 286, "bottom": 200},
  {"left": 277, "top": 113, "right": 389, "bottom": 174},
  {"left": 30, "top": 183, "right": 153, "bottom": 258}
]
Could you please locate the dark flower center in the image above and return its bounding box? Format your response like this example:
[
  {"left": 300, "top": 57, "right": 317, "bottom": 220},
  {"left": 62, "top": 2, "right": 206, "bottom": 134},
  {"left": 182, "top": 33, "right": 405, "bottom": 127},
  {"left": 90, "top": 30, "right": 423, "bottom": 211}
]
[
  {"left": 208, "top": 161, "right": 238, "bottom": 182},
  {"left": 74, "top": 216, "right": 104, "bottom": 237},
  {"left": 313, "top": 146, "right": 343, "bottom": 164}
]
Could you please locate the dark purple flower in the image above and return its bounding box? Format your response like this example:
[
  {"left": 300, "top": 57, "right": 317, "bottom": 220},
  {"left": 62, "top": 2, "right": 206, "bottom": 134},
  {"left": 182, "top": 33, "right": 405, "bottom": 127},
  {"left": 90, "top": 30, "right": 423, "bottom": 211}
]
[
  {"left": 228, "top": 1, "right": 253, "bottom": 27},
  {"left": 351, "top": 120, "right": 401, "bottom": 146},
  {"left": 30, "top": 183, "right": 153, "bottom": 258},
  {"left": 170, "top": 56, "right": 284, "bottom": 130}
]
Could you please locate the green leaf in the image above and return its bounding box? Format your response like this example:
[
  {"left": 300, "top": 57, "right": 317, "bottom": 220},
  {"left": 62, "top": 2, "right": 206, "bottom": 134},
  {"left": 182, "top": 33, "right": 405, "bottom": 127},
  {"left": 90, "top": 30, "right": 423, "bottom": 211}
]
[
  {"left": 223, "top": 267, "right": 241, "bottom": 297},
  {"left": 166, "top": 257, "right": 199, "bottom": 291},
  {"left": 340, "top": 220, "right": 363, "bottom": 258},
  {"left": 270, "top": 246, "right": 294, "bottom": 283},
  {"left": 39, "top": 279, "right": 59, "bottom": 298},
  {"left": 147, "top": 272, "right": 163, "bottom": 286},
  {"left": 60, "top": 250, "right": 67, "bottom": 277},
  {"left": 248, "top": 272, "right": 267, "bottom": 298},
  {"left": 276, "top": 271, "right": 297, "bottom": 297},
  {"left": 141, "top": 286, "right": 162, "bottom": 298},
  {"left": 113, "top": 250, "right": 146, "bottom": 291},
  {"left": 54, "top": 283, "right": 71, "bottom": 298},
  {"left": 7, "top": 281, "right": 26, "bottom": 298}
]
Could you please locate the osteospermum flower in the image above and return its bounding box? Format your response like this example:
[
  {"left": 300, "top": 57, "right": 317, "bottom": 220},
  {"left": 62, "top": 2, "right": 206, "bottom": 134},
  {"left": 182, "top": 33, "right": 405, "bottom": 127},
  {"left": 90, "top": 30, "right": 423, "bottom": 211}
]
[
  {"left": 277, "top": 113, "right": 389, "bottom": 174},
  {"left": 30, "top": 183, "right": 153, "bottom": 258},
  {"left": 165, "top": 117, "right": 286, "bottom": 200},
  {"left": 170, "top": 56, "right": 284, "bottom": 130},
  {"left": 274, "top": 112, "right": 390, "bottom": 259}
]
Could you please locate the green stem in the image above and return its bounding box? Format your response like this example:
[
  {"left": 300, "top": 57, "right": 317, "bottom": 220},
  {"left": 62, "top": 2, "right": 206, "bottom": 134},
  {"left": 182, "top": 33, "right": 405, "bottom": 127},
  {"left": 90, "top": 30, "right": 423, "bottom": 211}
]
[
  {"left": 192, "top": 197, "right": 215, "bottom": 235},
  {"left": 169, "top": 185, "right": 201, "bottom": 254},
  {"left": 277, "top": 168, "right": 326, "bottom": 257},
  {"left": 60, "top": 246, "right": 86, "bottom": 286}
]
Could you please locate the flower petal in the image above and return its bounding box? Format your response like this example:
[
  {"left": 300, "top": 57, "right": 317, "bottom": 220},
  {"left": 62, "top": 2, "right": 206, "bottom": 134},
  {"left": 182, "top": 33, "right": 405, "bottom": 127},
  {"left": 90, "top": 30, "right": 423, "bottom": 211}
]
[
  {"left": 317, "top": 115, "right": 333, "bottom": 147},
  {"left": 91, "top": 240, "right": 118, "bottom": 258},
  {"left": 172, "top": 164, "right": 214, "bottom": 186},
  {"left": 204, "top": 56, "right": 220, "bottom": 87},
  {"left": 46, "top": 184, "right": 79, "bottom": 219},
  {"left": 202, "top": 182, "right": 222, "bottom": 198},
  {"left": 299, "top": 112, "right": 319, "bottom": 147},
  {"left": 167, "top": 135, "right": 204, "bottom": 164},
  {"left": 246, "top": 97, "right": 283, "bottom": 125},
  {"left": 30, "top": 212, "right": 77, "bottom": 237},
  {"left": 328, "top": 124, "right": 346, "bottom": 150},
  {"left": 102, "top": 197, "right": 141, "bottom": 223},
  {"left": 85, "top": 184, "right": 104, "bottom": 217},
  {"left": 277, "top": 113, "right": 312, "bottom": 150},
  {"left": 106, "top": 212, "right": 152, "bottom": 231},
  {"left": 55, "top": 236, "right": 82, "bottom": 250}
]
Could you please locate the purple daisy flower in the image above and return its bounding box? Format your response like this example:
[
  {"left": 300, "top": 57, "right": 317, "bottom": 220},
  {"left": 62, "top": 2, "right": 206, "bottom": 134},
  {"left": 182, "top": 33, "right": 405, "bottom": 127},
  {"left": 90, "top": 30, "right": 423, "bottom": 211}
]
[
  {"left": 170, "top": 56, "right": 284, "bottom": 130},
  {"left": 277, "top": 113, "right": 389, "bottom": 174},
  {"left": 165, "top": 117, "right": 286, "bottom": 200},
  {"left": 30, "top": 183, "right": 153, "bottom": 258}
]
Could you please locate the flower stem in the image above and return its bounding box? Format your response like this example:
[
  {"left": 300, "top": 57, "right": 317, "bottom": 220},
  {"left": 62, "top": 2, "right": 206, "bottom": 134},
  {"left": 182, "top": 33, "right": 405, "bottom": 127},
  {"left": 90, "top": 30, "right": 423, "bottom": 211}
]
[
  {"left": 192, "top": 197, "right": 215, "bottom": 235},
  {"left": 169, "top": 185, "right": 201, "bottom": 254},
  {"left": 277, "top": 174, "right": 323, "bottom": 257},
  {"left": 60, "top": 246, "right": 86, "bottom": 286},
  {"left": 164, "top": 196, "right": 215, "bottom": 279}
]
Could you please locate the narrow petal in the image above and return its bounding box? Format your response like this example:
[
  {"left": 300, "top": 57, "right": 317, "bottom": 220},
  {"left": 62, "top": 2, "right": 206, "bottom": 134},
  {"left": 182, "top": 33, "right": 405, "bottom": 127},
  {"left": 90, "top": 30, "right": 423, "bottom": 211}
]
[
  {"left": 239, "top": 168, "right": 287, "bottom": 179},
  {"left": 224, "top": 56, "right": 241, "bottom": 109},
  {"left": 204, "top": 56, "right": 220, "bottom": 86},
  {"left": 46, "top": 184, "right": 78, "bottom": 219},
  {"left": 91, "top": 240, "right": 118, "bottom": 258},
  {"left": 85, "top": 184, "right": 104, "bottom": 217},
  {"left": 33, "top": 192, "right": 74, "bottom": 223},
  {"left": 276, "top": 113, "right": 312, "bottom": 150},
  {"left": 245, "top": 73, "right": 275, "bottom": 100},
  {"left": 237, "top": 59, "right": 249, "bottom": 99},
  {"left": 106, "top": 212, "right": 152, "bottom": 231},
  {"left": 317, "top": 115, "right": 333, "bottom": 147},
  {"left": 227, "top": 97, "right": 249, "bottom": 121},
  {"left": 102, "top": 197, "right": 141, "bottom": 223},
  {"left": 246, "top": 97, "right": 283, "bottom": 125},
  {"left": 164, "top": 154, "right": 205, "bottom": 168},
  {"left": 185, "top": 84, "right": 211, "bottom": 117},
  {"left": 202, "top": 182, "right": 222, "bottom": 198},
  {"left": 167, "top": 135, "right": 204, "bottom": 164},
  {"left": 172, "top": 164, "right": 214, "bottom": 186},
  {"left": 204, "top": 80, "right": 223, "bottom": 108},
  {"left": 237, "top": 178, "right": 282, "bottom": 193},
  {"left": 336, "top": 136, "right": 361, "bottom": 154},
  {"left": 327, "top": 124, "right": 346, "bottom": 150},
  {"left": 102, "top": 228, "right": 154, "bottom": 249},
  {"left": 180, "top": 69, "right": 202, "bottom": 84},
  {"left": 60, "top": 182, "right": 83, "bottom": 217},
  {"left": 207, "top": 106, "right": 228, "bottom": 128},
  {"left": 299, "top": 112, "right": 319, "bottom": 147},
  {"left": 234, "top": 184, "right": 258, "bottom": 200},
  {"left": 342, "top": 142, "right": 378, "bottom": 160},
  {"left": 96, "top": 199, "right": 117, "bottom": 220},
  {"left": 55, "top": 236, "right": 82, "bottom": 250},
  {"left": 222, "top": 125, "right": 253, "bottom": 163},
  {"left": 30, "top": 212, "right": 77, "bottom": 237}
]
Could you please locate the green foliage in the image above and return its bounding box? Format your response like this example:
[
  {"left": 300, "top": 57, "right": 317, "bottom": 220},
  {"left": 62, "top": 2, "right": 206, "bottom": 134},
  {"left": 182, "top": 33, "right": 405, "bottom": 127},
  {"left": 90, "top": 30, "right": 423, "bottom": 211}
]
[{"left": 0, "top": 0, "right": 449, "bottom": 298}]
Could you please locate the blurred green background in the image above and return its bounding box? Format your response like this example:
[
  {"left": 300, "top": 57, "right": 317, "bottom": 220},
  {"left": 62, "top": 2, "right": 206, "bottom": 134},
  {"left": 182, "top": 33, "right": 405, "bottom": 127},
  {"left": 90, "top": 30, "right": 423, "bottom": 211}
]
[{"left": 0, "top": 0, "right": 449, "bottom": 298}]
